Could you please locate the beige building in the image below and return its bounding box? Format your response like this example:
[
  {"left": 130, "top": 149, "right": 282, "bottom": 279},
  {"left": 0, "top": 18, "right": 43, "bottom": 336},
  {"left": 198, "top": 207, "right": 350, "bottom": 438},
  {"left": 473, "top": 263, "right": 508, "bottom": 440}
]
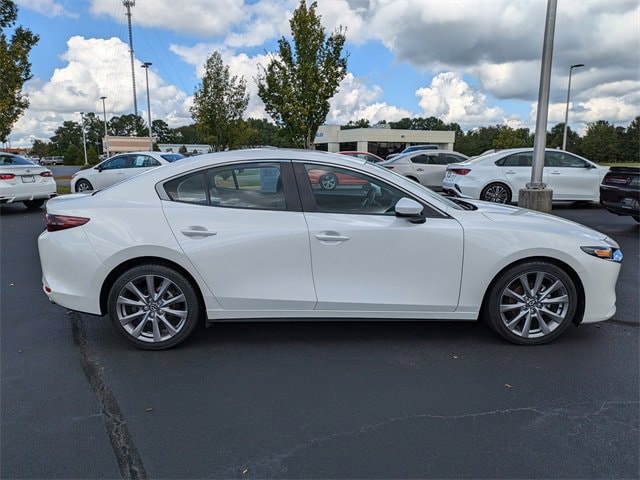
[
  {"left": 105, "top": 136, "right": 155, "bottom": 154},
  {"left": 313, "top": 124, "right": 456, "bottom": 158}
]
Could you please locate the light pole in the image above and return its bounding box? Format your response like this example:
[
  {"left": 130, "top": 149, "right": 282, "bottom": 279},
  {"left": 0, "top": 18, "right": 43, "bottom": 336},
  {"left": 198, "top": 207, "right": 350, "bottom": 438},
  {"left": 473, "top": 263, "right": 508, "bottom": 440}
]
[
  {"left": 100, "top": 96, "right": 109, "bottom": 158},
  {"left": 562, "top": 63, "right": 585, "bottom": 151},
  {"left": 79, "top": 112, "right": 88, "bottom": 166},
  {"left": 141, "top": 62, "right": 153, "bottom": 150}
]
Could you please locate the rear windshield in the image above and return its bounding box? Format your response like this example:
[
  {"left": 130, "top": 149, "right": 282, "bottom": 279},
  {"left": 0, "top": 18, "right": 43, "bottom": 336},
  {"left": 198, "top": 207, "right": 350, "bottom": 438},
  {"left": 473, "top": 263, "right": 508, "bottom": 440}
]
[
  {"left": 160, "top": 153, "right": 185, "bottom": 163},
  {"left": 0, "top": 154, "right": 34, "bottom": 166}
]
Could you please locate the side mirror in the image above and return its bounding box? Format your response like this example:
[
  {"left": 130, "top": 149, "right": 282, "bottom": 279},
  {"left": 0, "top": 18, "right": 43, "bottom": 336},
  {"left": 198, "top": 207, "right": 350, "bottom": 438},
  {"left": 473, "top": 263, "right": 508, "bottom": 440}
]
[
  {"left": 395, "top": 197, "right": 426, "bottom": 224},
  {"left": 96, "top": 165, "right": 103, "bottom": 172}
]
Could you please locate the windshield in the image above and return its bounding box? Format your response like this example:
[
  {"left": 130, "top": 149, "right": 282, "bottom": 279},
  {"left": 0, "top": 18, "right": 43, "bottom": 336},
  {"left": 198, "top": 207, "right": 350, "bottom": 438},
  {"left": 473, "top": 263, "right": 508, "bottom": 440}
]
[{"left": 160, "top": 153, "right": 185, "bottom": 163}]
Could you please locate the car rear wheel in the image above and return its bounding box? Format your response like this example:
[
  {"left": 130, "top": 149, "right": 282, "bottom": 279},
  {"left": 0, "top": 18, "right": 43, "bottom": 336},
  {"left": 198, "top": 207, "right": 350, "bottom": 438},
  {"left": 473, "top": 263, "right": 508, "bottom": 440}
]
[
  {"left": 320, "top": 173, "right": 338, "bottom": 190},
  {"left": 23, "top": 199, "right": 45, "bottom": 210},
  {"left": 75, "top": 179, "right": 93, "bottom": 192},
  {"left": 481, "top": 183, "right": 512, "bottom": 203},
  {"left": 107, "top": 264, "right": 202, "bottom": 350},
  {"left": 484, "top": 261, "right": 577, "bottom": 345}
]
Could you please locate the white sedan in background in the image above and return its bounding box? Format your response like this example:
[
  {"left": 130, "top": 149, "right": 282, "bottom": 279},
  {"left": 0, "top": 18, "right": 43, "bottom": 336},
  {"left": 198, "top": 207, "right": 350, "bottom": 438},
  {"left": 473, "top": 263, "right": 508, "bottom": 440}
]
[
  {"left": 39, "top": 149, "right": 621, "bottom": 350},
  {"left": 70, "top": 151, "right": 184, "bottom": 192},
  {"left": 443, "top": 148, "right": 609, "bottom": 203},
  {"left": 0, "top": 153, "right": 56, "bottom": 209},
  {"left": 380, "top": 150, "right": 468, "bottom": 190}
]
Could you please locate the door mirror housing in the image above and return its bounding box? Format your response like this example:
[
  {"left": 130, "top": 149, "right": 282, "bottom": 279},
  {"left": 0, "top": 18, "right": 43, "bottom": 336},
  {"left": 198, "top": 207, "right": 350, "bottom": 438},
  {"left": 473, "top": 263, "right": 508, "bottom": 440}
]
[{"left": 395, "top": 197, "right": 426, "bottom": 224}]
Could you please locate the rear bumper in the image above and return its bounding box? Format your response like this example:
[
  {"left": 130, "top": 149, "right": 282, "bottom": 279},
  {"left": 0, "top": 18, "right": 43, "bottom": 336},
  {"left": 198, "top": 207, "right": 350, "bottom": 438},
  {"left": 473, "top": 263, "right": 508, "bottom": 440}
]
[{"left": 0, "top": 192, "right": 57, "bottom": 203}]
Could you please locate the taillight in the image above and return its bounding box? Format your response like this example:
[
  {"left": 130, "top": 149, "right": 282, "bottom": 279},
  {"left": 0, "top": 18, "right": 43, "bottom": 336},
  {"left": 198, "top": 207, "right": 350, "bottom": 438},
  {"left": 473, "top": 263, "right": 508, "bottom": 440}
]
[
  {"left": 450, "top": 168, "right": 471, "bottom": 175},
  {"left": 46, "top": 214, "right": 90, "bottom": 232},
  {"left": 0, "top": 173, "right": 16, "bottom": 180},
  {"left": 40, "top": 171, "right": 53, "bottom": 177}
]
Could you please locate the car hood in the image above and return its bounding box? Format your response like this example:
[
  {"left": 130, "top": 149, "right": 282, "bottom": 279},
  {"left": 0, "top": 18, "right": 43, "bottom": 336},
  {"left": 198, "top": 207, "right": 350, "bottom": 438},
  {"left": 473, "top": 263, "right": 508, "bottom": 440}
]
[{"left": 464, "top": 199, "right": 613, "bottom": 244}]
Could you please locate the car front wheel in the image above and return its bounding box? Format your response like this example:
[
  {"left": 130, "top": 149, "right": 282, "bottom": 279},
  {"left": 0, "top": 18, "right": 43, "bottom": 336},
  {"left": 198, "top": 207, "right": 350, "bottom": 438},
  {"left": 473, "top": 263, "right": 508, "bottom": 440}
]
[
  {"left": 481, "top": 183, "right": 512, "bottom": 203},
  {"left": 75, "top": 179, "right": 93, "bottom": 192},
  {"left": 107, "top": 264, "right": 202, "bottom": 350},
  {"left": 484, "top": 261, "right": 577, "bottom": 345}
]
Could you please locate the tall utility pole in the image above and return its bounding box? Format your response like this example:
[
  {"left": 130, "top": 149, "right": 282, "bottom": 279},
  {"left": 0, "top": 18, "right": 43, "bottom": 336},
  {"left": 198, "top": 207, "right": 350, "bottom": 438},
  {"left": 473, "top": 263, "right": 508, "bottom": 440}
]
[
  {"left": 124, "top": 0, "right": 138, "bottom": 116},
  {"left": 141, "top": 62, "right": 153, "bottom": 150},
  {"left": 79, "top": 112, "right": 88, "bottom": 166},
  {"left": 100, "top": 96, "right": 109, "bottom": 158}
]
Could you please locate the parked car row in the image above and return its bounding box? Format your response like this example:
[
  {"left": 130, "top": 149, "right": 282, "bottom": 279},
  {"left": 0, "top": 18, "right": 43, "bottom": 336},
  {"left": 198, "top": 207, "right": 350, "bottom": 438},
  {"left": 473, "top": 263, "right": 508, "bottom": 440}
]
[
  {"left": 0, "top": 153, "right": 57, "bottom": 209},
  {"left": 38, "top": 148, "right": 623, "bottom": 350}
]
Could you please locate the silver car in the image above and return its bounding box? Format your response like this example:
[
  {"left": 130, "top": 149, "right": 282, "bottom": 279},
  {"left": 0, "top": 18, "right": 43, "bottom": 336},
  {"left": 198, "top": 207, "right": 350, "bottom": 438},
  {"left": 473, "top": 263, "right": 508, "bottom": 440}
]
[{"left": 380, "top": 150, "right": 468, "bottom": 190}]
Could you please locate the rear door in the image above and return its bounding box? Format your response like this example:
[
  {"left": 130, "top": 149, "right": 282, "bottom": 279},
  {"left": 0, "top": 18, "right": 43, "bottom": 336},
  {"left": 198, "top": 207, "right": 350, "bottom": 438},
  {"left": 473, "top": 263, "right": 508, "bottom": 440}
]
[
  {"left": 544, "top": 151, "right": 600, "bottom": 200},
  {"left": 161, "top": 161, "right": 317, "bottom": 311}
]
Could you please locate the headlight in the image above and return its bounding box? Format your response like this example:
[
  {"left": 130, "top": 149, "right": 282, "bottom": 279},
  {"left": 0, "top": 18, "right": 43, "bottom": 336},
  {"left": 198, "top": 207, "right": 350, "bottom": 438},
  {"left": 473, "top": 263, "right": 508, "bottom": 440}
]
[{"left": 581, "top": 246, "right": 623, "bottom": 263}]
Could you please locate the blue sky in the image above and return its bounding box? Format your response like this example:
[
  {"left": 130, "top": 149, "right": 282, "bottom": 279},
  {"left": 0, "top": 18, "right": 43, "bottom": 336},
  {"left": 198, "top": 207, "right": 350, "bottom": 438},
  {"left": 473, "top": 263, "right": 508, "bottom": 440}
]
[{"left": 8, "top": 0, "right": 639, "bottom": 147}]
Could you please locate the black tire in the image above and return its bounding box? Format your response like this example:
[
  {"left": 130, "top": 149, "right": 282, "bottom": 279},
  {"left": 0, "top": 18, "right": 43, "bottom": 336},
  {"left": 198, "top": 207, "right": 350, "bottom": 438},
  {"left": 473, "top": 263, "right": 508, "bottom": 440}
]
[
  {"left": 23, "top": 199, "right": 45, "bottom": 210},
  {"left": 480, "top": 183, "right": 512, "bottom": 203},
  {"left": 75, "top": 179, "right": 93, "bottom": 192},
  {"left": 107, "top": 264, "right": 202, "bottom": 350},
  {"left": 319, "top": 173, "right": 338, "bottom": 190},
  {"left": 484, "top": 261, "right": 577, "bottom": 345}
]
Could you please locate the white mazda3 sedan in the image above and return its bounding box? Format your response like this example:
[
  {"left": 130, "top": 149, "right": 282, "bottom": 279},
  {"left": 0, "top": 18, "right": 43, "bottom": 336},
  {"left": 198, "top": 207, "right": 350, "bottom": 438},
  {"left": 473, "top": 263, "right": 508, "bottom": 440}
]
[
  {"left": 0, "top": 152, "right": 57, "bottom": 209},
  {"left": 38, "top": 149, "right": 622, "bottom": 349},
  {"left": 70, "top": 151, "right": 184, "bottom": 192},
  {"left": 442, "top": 148, "right": 609, "bottom": 203}
]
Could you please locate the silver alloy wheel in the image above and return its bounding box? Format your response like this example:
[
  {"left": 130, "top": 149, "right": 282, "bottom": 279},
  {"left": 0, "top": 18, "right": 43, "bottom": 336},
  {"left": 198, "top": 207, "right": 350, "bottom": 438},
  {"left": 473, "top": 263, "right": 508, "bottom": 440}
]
[
  {"left": 76, "top": 180, "right": 92, "bottom": 192},
  {"left": 320, "top": 173, "right": 337, "bottom": 190},
  {"left": 498, "top": 271, "right": 570, "bottom": 339},
  {"left": 482, "top": 184, "right": 509, "bottom": 203},
  {"left": 115, "top": 274, "right": 188, "bottom": 344}
]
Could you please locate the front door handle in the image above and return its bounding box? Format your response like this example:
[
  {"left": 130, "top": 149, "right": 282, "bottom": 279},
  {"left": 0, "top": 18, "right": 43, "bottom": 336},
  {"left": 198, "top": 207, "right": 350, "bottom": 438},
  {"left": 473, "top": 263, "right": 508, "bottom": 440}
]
[
  {"left": 181, "top": 226, "right": 217, "bottom": 238},
  {"left": 505, "top": 170, "right": 516, "bottom": 174},
  {"left": 550, "top": 171, "right": 561, "bottom": 175},
  {"left": 416, "top": 168, "right": 424, "bottom": 172},
  {"left": 315, "top": 233, "right": 350, "bottom": 242}
]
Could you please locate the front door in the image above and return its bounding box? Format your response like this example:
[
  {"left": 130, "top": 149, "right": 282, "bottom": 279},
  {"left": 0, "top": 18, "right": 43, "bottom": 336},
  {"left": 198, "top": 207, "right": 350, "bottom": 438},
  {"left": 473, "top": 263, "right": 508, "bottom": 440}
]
[{"left": 297, "top": 162, "right": 464, "bottom": 312}]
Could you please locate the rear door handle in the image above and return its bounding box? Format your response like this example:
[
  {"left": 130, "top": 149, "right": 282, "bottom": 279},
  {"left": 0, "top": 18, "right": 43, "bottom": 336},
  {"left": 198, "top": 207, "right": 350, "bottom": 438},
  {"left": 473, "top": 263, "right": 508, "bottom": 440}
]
[
  {"left": 505, "top": 170, "right": 516, "bottom": 174},
  {"left": 416, "top": 168, "right": 424, "bottom": 172},
  {"left": 550, "top": 171, "right": 561, "bottom": 175},
  {"left": 181, "top": 226, "right": 217, "bottom": 238}
]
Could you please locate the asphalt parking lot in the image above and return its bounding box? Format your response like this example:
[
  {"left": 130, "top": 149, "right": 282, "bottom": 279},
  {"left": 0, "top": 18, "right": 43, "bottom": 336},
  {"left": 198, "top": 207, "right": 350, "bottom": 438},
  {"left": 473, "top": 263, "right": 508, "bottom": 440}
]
[{"left": 1, "top": 201, "right": 638, "bottom": 479}]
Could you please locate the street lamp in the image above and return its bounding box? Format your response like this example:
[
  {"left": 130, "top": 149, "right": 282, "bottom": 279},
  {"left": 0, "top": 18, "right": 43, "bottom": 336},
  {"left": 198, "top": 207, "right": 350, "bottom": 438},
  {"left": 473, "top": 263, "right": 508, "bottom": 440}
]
[
  {"left": 562, "top": 63, "right": 585, "bottom": 151},
  {"left": 141, "top": 62, "right": 153, "bottom": 150},
  {"left": 79, "top": 112, "right": 88, "bottom": 166},
  {"left": 100, "top": 96, "right": 109, "bottom": 158}
]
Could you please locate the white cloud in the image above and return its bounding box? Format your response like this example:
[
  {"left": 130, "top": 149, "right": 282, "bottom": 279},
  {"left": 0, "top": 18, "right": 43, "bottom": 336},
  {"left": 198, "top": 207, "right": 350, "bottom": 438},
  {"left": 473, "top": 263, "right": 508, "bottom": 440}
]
[
  {"left": 416, "top": 72, "right": 507, "bottom": 128},
  {"left": 15, "top": 0, "right": 77, "bottom": 18},
  {"left": 327, "top": 73, "right": 413, "bottom": 124},
  {"left": 89, "top": 0, "right": 247, "bottom": 37},
  {"left": 10, "top": 36, "right": 190, "bottom": 147}
]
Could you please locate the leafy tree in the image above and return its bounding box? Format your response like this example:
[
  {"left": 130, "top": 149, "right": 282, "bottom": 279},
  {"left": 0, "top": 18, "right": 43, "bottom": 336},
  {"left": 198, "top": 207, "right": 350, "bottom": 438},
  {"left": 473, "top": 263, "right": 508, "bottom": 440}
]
[
  {"left": 108, "top": 114, "right": 147, "bottom": 137},
  {"left": 191, "top": 51, "right": 249, "bottom": 151},
  {"left": 64, "top": 143, "right": 81, "bottom": 165},
  {"left": 257, "top": 0, "right": 348, "bottom": 148},
  {"left": 173, "top": 124, "right": 202, "bottom": 144},
  {"left": 455, "top": 125, "right": 504, "bottom": 156},
  {"left": 546, "top": 123, "right": 580, "bottom": 152},
  {"left": 341, "top": 118, "right": 370, "bottom": 130},
  {"left": 50, "top": 120, "right": 82, "bottom": 155},
  {"left": 86, "top": 144, "right": 99, "bottom": 165},
  {"left": 619, "top": 116, "right": 639, "bottom": 163},
  {"left": 0, "top": 0, "right": 39, "bottom": 142},
  {"left": 82, "top": 112, "right": 105, "bottom": 153},
  {"left": 492, "top": 126, "right": 533, "bottom": 149},
  {"left": 30, "top": 138, "right": 52, "bottom": 157},
  {"left": 152, "top": 119, "right": 175, "bottom": 143},
  {"left": 581, "top": 120, "right": 620, "bottom": 163}
]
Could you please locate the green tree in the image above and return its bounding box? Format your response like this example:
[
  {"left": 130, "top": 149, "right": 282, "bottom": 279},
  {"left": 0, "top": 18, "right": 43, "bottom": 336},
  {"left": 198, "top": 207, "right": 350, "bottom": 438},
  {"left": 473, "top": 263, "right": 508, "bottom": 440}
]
[
  {"left": 455, "top": 125, "right": 504, "bottom": 156},
  {"left": 546, "top": 123, "right": 580, "bottom": 152},
  {"left": 257, "top": 0, "right": 348, "bottom": 148},
  {"left": 152, "top": 119, "right": 176, "bottom": 143},
  {"left": 620, "top": 116, "right": 639, "bottom": 163},
  {"left": 0, "top": 0, "right": 39, "bottom": 142},
  {"left": 492, "top": 126, "right": 533, "bottom": 149},
  {"left": 341, "top": 118, "right": 370, "bottom": 130},
  {"left": 30, "top": 138, "right": 52, "bottom": 157},
  {"left": 191, "top": 51, "right": 249, "bottom": 151},
  {"left": 86, "top": 144, "right": 99, "bottom": 165},
  {"left": 581, "top": 120, "right": 620, "bottom": 163},
  {"left": 64, "top": 143, "right": 81, "bottom": 165},
  {"left": 50, "top": 120, "right": 82, "bottom": 155},
  {"left": 108, "top": 114, "right": 146, "bottom": 137}
]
